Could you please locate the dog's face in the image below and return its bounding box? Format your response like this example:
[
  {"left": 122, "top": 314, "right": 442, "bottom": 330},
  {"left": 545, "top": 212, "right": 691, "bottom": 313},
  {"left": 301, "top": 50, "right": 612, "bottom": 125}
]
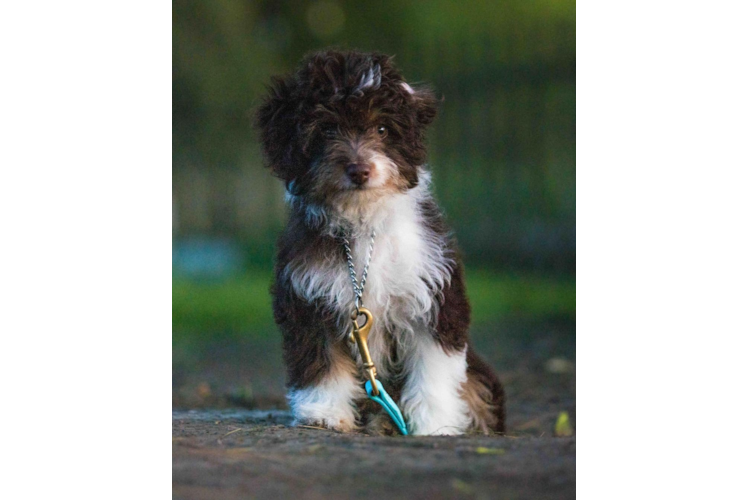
[{"left": 256, "top": 50, "right": 437, "bottom": 208}]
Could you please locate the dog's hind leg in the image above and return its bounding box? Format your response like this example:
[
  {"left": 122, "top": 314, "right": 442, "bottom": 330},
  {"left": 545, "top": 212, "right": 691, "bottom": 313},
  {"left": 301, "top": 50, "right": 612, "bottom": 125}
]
[{"left": 463, "top": 347, "right": 506, "bottom": 434}]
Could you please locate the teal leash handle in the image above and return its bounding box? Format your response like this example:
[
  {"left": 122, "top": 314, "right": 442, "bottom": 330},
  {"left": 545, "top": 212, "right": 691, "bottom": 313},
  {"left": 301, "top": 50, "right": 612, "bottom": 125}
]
[{"left": 365, "top": 380, "right": 408, "bottom": 435}]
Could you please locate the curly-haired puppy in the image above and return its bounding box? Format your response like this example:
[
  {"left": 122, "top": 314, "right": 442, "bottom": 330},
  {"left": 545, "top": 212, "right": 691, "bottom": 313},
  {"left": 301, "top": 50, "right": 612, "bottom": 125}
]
[{"left": 256, "top": 50, "right": 505, "bottom": 435}]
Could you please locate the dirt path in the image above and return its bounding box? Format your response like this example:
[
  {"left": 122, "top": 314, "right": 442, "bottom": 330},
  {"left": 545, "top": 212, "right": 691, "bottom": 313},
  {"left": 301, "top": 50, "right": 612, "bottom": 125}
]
[{"left": 173, "top": 409, "right": 575, "bottom": 500}]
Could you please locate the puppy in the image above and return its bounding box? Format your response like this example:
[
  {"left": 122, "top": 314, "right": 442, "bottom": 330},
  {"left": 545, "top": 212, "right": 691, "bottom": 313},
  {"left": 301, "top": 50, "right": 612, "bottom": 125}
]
[{"left": 256, "top": 50, "right": 505, "bottom": 435}]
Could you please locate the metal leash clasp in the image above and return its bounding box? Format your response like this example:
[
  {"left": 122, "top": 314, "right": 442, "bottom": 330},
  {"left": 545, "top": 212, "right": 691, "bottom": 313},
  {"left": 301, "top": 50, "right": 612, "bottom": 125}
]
[{"left": 349, "top": 307, "right": 379, "bottom": 396}]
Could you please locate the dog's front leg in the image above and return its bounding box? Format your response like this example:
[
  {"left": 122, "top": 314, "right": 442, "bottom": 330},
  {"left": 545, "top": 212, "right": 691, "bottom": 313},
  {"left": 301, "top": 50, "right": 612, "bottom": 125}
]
[
  {"left": 399, "top": 262, "right": 474, "bottom": 436},
  {"left": 286, "top": 344, "right": 363, "bottom": 432},
  {"left": 275, "top": 290, "right": 364, "bottom": 432},
  {"left": 400, "top": 333, "right": 472, "bottom": 436}
]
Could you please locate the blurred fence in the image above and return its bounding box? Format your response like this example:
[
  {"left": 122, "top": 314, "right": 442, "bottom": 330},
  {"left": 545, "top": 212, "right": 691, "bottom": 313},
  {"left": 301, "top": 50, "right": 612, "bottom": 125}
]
[
  {"left": 173, "top": 0, "right": 575, "bottom": 273},
  {"left": 405, "top": 34, "right": 575, "bottom": 272}
]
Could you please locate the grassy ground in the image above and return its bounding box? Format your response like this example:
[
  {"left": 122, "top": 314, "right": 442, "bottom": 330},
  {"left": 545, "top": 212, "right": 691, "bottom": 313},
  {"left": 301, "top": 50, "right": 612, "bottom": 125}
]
[{"left": 173, "top": 268, "right": 575, "bottom": 339}]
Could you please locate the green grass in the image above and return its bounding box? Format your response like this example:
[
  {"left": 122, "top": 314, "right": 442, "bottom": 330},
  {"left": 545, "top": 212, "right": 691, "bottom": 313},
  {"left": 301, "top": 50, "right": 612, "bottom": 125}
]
[
  {"left": 466, "top": 270, "right": 576, "bottom": 325},
  {"left": 173, "top": 268, "right": 575, "bottom": 340},
  {"left": 173, "top": 268, "right": 275, "bottom": 338}
]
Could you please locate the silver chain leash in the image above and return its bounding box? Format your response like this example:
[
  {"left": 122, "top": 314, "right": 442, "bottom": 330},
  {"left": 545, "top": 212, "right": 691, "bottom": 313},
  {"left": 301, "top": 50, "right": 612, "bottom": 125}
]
[
  {"left": 342, "top": 230, "right": 376, "bottom": 314},
  {"left": 341, "top": 229, "right": 407, "bottom": 433}
]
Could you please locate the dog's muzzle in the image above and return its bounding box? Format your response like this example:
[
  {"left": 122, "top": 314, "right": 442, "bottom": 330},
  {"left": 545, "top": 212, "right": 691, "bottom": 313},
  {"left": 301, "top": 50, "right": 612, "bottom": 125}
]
[{"left": 346, "top": 162, "right": 371, "bottom": 186}]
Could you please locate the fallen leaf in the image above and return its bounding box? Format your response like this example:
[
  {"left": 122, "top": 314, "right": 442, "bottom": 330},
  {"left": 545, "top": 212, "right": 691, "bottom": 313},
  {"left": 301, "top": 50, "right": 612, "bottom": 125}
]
[
  {"left": 475, "top": 447, "right": 506, "bottom": 455},
  {"left": 554, "top": 411, "right": 574, "bottom": 437}
]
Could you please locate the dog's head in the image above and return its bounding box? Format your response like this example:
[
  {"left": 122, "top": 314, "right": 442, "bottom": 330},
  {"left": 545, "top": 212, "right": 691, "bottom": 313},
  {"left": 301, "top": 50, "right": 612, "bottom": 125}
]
[{"left": 256, "top": 50, "right": 437, "bottom": 210}]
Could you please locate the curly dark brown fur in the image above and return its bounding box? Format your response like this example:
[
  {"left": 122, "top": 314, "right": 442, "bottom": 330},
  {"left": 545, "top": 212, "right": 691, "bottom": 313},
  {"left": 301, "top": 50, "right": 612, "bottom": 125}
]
[
  {"left": 271, "top": 207, "right": 344, "bottom": 387},
  {"left": 256, "top": 50, "right": 437, "bottom": 199}
]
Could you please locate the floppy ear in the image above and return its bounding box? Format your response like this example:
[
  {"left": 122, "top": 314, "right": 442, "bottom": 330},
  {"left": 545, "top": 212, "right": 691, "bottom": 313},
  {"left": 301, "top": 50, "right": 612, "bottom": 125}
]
[
  {"left": 255, "top": 76, "right": 299, "bottom": 183},
  {"left": 414, "top": 87, "right": 438, "bottom": 126},
  {"left": 402, "top": 82, "right": 438, "bottom": 126}
]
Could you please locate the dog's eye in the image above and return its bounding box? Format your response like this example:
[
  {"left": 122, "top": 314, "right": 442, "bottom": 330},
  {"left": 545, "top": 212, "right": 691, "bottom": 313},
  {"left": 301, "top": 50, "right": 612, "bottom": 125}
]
[
  {"left": 377, "top": 125, "right": 387, "bottom": 137},
  {"left": 323, "top": 127, "right": 337, "bottom": 139}
]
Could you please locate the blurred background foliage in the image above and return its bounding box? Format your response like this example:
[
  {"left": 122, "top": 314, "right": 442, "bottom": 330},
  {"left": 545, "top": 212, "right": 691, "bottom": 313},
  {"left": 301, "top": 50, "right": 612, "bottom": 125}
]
[{"left": 173, "top": 0, "right": 575, "bottom": 347}]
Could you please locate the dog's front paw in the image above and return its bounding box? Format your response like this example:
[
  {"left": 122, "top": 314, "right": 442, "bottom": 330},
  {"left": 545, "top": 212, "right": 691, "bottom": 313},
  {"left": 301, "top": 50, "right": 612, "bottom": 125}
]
[
  {"left": 410, "top": 423, "right": 465, "bottom": 436},
  {"left": 287, "top": 379, "right": 363, "bottom": 433},
  {"left": 404, "top": 402, "right": 471, "bottom": 436},
  {"left": 295, "top": 416, "right": 357, "bottom": 433}
]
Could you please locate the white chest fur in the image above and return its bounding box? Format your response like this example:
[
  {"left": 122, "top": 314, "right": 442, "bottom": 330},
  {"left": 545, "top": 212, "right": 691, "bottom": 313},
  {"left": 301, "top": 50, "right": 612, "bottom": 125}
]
[{"left": 283, "top": 181, "right": 454, "bottom": 376}]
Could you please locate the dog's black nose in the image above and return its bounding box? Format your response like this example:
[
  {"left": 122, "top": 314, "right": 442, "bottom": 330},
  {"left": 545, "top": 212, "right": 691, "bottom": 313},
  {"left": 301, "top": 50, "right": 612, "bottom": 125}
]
[{"left": 346, "top": 163, "right": 371, "bottom": 186}]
